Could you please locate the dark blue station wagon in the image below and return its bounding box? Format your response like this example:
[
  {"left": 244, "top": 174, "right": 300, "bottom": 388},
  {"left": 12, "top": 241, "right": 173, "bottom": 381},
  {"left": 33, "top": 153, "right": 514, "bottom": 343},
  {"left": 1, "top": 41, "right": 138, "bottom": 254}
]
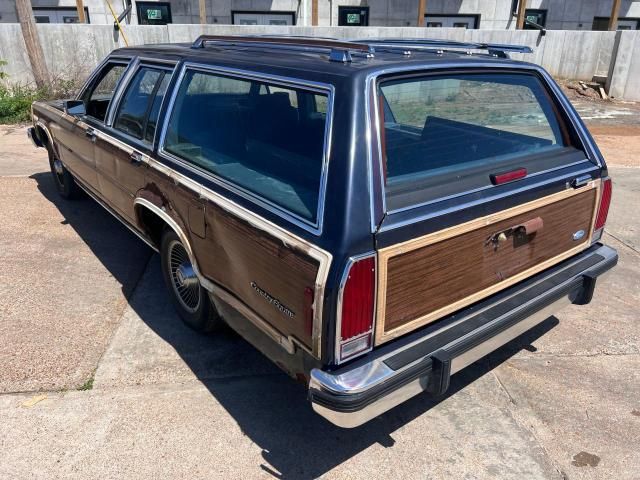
[{"left": 28, "top": 36, "right": 617, "bottom": 427}]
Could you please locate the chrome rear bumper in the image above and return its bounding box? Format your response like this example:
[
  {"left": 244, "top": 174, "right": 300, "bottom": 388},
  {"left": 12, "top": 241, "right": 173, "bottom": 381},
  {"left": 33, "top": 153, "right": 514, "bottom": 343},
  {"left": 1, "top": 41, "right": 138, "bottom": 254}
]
[{"left": 309, "top": 243, "right": 618, "bottom": 428}]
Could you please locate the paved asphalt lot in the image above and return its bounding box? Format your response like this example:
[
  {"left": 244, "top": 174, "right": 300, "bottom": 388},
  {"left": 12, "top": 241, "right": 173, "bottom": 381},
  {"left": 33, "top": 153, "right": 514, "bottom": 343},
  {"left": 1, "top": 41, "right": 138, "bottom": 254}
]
[{"left": 0, "top": 115, "right": 638, "bottom": 479}]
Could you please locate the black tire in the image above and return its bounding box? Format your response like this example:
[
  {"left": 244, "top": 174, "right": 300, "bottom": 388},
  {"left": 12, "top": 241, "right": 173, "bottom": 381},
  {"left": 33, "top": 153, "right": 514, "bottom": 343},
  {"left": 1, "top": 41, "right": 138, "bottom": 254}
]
[
  {"left": 160, "top": 229, "right": 223, "bottom": 333},
  {"left": 46, "top": 142, "right": 81, "bottom": 199}
]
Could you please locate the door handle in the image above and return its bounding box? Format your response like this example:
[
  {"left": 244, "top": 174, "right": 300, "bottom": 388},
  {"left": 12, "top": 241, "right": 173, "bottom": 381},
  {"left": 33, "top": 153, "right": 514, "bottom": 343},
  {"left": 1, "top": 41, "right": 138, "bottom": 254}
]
[
  {"left": 129, "top": 151, "right": 144, "bottom": 165},
  {"left": 85, "top": 128, "right": 96, "bottom": 141}
]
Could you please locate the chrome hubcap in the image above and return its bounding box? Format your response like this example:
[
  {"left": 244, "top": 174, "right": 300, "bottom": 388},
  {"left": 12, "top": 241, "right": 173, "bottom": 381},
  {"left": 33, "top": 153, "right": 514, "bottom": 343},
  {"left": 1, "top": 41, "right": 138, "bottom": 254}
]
[
  {"left": 168, "top": 240, "right": 201, "bottom": 313},
  {"left": 175, "top": 263, "right": 198, "bottom": 289}
]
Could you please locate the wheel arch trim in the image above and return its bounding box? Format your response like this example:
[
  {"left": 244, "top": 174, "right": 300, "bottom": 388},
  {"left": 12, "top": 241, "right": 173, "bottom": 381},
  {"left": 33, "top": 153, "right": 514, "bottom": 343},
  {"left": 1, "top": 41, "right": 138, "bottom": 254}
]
[
  {"left": 35, "top": 120, "right": 54, "bottom": 148},
  {"left": 134, "top": 197, "right": 215, "bottom": 292}
]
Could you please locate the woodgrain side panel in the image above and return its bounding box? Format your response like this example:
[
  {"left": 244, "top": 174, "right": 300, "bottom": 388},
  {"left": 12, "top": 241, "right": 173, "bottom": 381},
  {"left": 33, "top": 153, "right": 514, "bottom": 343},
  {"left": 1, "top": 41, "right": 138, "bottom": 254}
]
[
  {"left": 197, "top": 200, "right": 320, "bottom": 349},
  {"left": 376, "top": 182, "right": 599, "bottom": 344}
]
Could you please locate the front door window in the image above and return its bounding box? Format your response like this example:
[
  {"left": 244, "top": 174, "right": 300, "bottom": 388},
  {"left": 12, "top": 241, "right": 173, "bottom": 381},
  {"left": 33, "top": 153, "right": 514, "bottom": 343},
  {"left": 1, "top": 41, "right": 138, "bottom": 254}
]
[{"left": 81, "top": 63, "right": 128, "bottom": 122}]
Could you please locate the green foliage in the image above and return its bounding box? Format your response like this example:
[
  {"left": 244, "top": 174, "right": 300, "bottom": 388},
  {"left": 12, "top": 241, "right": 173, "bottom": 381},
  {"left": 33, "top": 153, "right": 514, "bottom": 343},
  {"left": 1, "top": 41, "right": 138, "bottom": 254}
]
[
  {"left": 77, "top": 375, "right": 94, "bottom": 391},
  {"left": 0, "top": 63, "right": 82, "bottom": 124},
  {"left": 0, "top": 83, "right": 42, "bottom": 123}
]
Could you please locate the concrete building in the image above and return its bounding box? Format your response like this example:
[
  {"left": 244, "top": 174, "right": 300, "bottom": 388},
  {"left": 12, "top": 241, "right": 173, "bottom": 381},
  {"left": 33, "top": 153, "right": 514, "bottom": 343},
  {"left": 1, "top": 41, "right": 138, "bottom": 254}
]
[{"left": 2, "top": 0, "right": 640, "bottom": 30}]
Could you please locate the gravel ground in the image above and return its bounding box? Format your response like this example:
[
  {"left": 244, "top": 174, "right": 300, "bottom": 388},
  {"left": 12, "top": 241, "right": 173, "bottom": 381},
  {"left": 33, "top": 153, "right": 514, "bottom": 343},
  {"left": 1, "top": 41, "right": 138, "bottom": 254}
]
[{"left": 0, "top": 115, "right": 638, "bottom": 479}]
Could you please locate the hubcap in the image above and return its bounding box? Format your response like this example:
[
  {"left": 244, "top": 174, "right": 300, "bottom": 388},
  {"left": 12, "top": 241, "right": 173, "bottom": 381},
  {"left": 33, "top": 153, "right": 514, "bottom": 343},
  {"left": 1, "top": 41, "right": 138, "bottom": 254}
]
[
  {"left": 175, "top": 263, "right": 198, "bottom": 289},
  {"left": 168, "top": 240, "right": 201, "bottom": 313}
]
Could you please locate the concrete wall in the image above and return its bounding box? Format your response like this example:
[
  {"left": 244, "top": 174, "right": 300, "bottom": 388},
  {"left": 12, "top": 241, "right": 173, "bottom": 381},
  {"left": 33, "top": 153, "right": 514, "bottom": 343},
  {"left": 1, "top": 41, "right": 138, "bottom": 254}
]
[
  {"left": 0, "top": 23, "right": 638, "bottom": 100},
  {"left": 0, "top": 0, "right": 309, "bottom": 25},
  {"left": 608, "top": 30, "right": 640, "bottom": 100},
  {"left": 421, "top": 0, "right": 640, "bottom": 30},
  {"left": 2, "top": 0, "right": 640, "bottom": 28}
]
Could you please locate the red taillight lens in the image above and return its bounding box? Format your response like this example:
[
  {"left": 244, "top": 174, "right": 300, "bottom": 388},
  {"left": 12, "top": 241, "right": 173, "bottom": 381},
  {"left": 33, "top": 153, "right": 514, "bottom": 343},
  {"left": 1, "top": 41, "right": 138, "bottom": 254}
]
[
  {"left": 595, "top": 178, "right": 612, "bottom": 231},
  {"left": 338, "top": 256, "right": 375, "bottom": 362}
]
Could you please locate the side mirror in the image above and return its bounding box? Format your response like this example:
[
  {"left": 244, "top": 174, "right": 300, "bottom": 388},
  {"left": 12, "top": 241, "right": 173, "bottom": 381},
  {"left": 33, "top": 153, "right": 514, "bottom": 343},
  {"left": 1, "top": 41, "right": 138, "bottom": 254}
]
[{"left": 63, "top": 99, "right": 86, "bottom": 116}]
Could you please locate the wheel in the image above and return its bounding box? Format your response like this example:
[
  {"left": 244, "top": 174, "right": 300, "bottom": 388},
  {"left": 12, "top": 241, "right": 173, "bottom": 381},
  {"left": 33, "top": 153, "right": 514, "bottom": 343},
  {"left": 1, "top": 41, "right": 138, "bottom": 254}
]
[
  {"left": 46, "top": 142, "right": 81, "bottom": 199},
  {"left": 160, "top": 229, "right": 223, "bottom": 332}
]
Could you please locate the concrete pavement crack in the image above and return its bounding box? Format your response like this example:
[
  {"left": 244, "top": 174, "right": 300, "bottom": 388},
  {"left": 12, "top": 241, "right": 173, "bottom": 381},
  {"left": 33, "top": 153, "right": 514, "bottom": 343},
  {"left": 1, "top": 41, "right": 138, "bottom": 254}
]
[
  {"left": 604, "top": 231, "right": 640, "bottom": 255},
  {"left": 90, "top": 251, "right": 155, "bottom": 386},
  {"left": 492, "top": 370, "right": 516, "bottom": 405}
]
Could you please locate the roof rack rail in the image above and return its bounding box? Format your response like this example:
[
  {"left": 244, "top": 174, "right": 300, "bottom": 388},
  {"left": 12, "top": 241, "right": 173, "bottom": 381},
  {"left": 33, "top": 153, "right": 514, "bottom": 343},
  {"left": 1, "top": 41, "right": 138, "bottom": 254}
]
[
  {"left": 352, "top": 38, "right": 533, "bottom": 58},
  {"left": 191, "top": 35, "right": 375, "bottom": 62}
]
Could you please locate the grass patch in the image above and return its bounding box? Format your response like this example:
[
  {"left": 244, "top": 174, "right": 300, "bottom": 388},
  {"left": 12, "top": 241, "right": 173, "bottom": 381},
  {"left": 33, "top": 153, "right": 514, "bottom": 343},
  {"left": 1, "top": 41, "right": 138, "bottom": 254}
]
[{"left": 77, "top": 376, "right": 94, "bottom": 391}]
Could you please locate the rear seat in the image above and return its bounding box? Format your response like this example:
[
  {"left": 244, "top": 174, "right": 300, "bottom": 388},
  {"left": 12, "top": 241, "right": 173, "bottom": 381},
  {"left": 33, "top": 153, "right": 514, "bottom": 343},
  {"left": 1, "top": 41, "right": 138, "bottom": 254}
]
[
  {"left": 245, "top": 92, "right": 325, "bottom": 189},
  {"left": 172, "top": 93, "right": 247, "bottom": 161}
]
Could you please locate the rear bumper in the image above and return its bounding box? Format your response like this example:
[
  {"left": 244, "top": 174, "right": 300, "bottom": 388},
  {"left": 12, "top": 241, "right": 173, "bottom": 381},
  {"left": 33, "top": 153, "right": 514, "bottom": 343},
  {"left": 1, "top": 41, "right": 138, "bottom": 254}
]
[{"left": 309, "top": 243, "right": 618, "bottom": 428}]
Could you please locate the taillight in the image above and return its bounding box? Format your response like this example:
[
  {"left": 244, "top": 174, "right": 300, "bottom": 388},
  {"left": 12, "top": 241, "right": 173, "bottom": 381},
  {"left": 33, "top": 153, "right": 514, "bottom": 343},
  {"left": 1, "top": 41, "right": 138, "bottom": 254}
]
[
  {"left": 337, "top": 256, "right": 376, "bottom": 363},
  {"left": 595, "top": 178, "right": 612, "bottom": 231}
]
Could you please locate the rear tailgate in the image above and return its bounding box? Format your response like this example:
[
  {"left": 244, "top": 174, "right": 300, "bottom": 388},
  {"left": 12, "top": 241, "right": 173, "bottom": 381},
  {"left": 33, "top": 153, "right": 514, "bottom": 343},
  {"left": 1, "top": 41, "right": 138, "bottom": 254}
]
[
  {"left": 372, "top": 68, "right": 603, "bottom": 345},
  {"left": 375, "top": 180, "right": 600, "bottom": 343}
]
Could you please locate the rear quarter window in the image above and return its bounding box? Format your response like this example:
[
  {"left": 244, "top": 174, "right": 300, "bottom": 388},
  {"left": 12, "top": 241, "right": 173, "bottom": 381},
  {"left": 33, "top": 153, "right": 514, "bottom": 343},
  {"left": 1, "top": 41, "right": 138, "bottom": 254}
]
[
  {"left": 379, "top": 72, "right": 583, "bottom": 211},
  {"left": 162, "top": 69, "right": 330, "bottom": 227}
]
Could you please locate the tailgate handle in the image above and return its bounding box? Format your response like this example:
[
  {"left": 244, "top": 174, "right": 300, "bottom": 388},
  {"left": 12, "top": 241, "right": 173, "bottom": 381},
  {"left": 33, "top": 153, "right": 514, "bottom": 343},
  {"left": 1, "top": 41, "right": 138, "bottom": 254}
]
[
  {"left": 514, "top": 217, "right": 544, "bottom": 235},
  {"left": 486, "top": 216, "right": 543, "bottom": 249}
]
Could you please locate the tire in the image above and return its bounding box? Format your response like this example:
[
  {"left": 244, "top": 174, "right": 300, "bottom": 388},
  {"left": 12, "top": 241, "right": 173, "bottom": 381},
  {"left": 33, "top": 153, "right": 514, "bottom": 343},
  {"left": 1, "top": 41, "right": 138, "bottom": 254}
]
[
  {"left": 160, "top": 229, "right": 223, "bottom": 333},
  {"left": 46, "top": 142, "right": 81, "bottom": 200}
]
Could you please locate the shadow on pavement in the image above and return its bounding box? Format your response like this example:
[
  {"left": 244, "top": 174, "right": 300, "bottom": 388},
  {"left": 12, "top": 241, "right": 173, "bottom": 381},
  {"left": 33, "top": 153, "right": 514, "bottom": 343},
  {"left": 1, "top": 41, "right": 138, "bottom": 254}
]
[
  {"left": 31, "top": 171, "right": 153, "bottom": 298},
  {"left": 31, "top": 170, "right": 560, "bottom": 479}
]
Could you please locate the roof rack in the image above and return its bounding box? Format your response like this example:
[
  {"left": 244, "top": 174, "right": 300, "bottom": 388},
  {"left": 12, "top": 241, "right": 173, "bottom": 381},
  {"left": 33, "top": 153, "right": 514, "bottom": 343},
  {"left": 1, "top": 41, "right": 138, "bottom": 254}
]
[
  {"left": 352, "top": 38, "right": 533, "bottom": 58},
  {"left": 191, "top": 35, "right": 375, "bottom": 62}
]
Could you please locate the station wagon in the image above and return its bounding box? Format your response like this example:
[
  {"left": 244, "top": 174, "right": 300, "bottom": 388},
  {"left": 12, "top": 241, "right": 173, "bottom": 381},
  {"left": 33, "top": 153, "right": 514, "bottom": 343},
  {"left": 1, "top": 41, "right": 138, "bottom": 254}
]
[{"left": 28, "top": 35, "right": 617, "bottom": 428}]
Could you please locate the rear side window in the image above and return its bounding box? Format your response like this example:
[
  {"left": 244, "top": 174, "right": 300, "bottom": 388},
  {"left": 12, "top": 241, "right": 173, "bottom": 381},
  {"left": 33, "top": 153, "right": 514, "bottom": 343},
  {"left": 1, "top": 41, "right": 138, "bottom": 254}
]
[
  {"left": 113, "top": 66, "right": 171, "bottom": 142},
  {"left": 379, "top": 73, "right": 581, "bottom": 211},
  {"left": 162, "top": 69, "right": 330, "bottom": 225}
]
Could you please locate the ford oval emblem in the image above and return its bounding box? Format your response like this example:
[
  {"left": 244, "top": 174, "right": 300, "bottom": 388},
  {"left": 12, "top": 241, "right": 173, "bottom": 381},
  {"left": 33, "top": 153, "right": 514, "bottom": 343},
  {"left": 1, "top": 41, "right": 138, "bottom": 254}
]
[{"left": 572, "top": 230, "right": 586, "bottom": 241}]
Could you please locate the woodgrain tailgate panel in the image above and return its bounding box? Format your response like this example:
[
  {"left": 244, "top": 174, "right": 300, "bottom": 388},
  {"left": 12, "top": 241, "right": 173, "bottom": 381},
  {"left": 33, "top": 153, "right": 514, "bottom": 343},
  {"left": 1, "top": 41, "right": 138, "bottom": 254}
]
[{"left": 376, "top": 182, "right": 599, "bottom": 344}]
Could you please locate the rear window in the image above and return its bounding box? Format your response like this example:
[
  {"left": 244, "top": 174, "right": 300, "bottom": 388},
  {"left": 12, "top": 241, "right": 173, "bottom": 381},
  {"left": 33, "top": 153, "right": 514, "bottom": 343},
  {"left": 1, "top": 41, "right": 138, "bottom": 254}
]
[
  {"left": 379, "top": 73, "right": 582, "bottom": 211},
  {"left": 162, "top": 70, "right": 329, "bottom": 226}
]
